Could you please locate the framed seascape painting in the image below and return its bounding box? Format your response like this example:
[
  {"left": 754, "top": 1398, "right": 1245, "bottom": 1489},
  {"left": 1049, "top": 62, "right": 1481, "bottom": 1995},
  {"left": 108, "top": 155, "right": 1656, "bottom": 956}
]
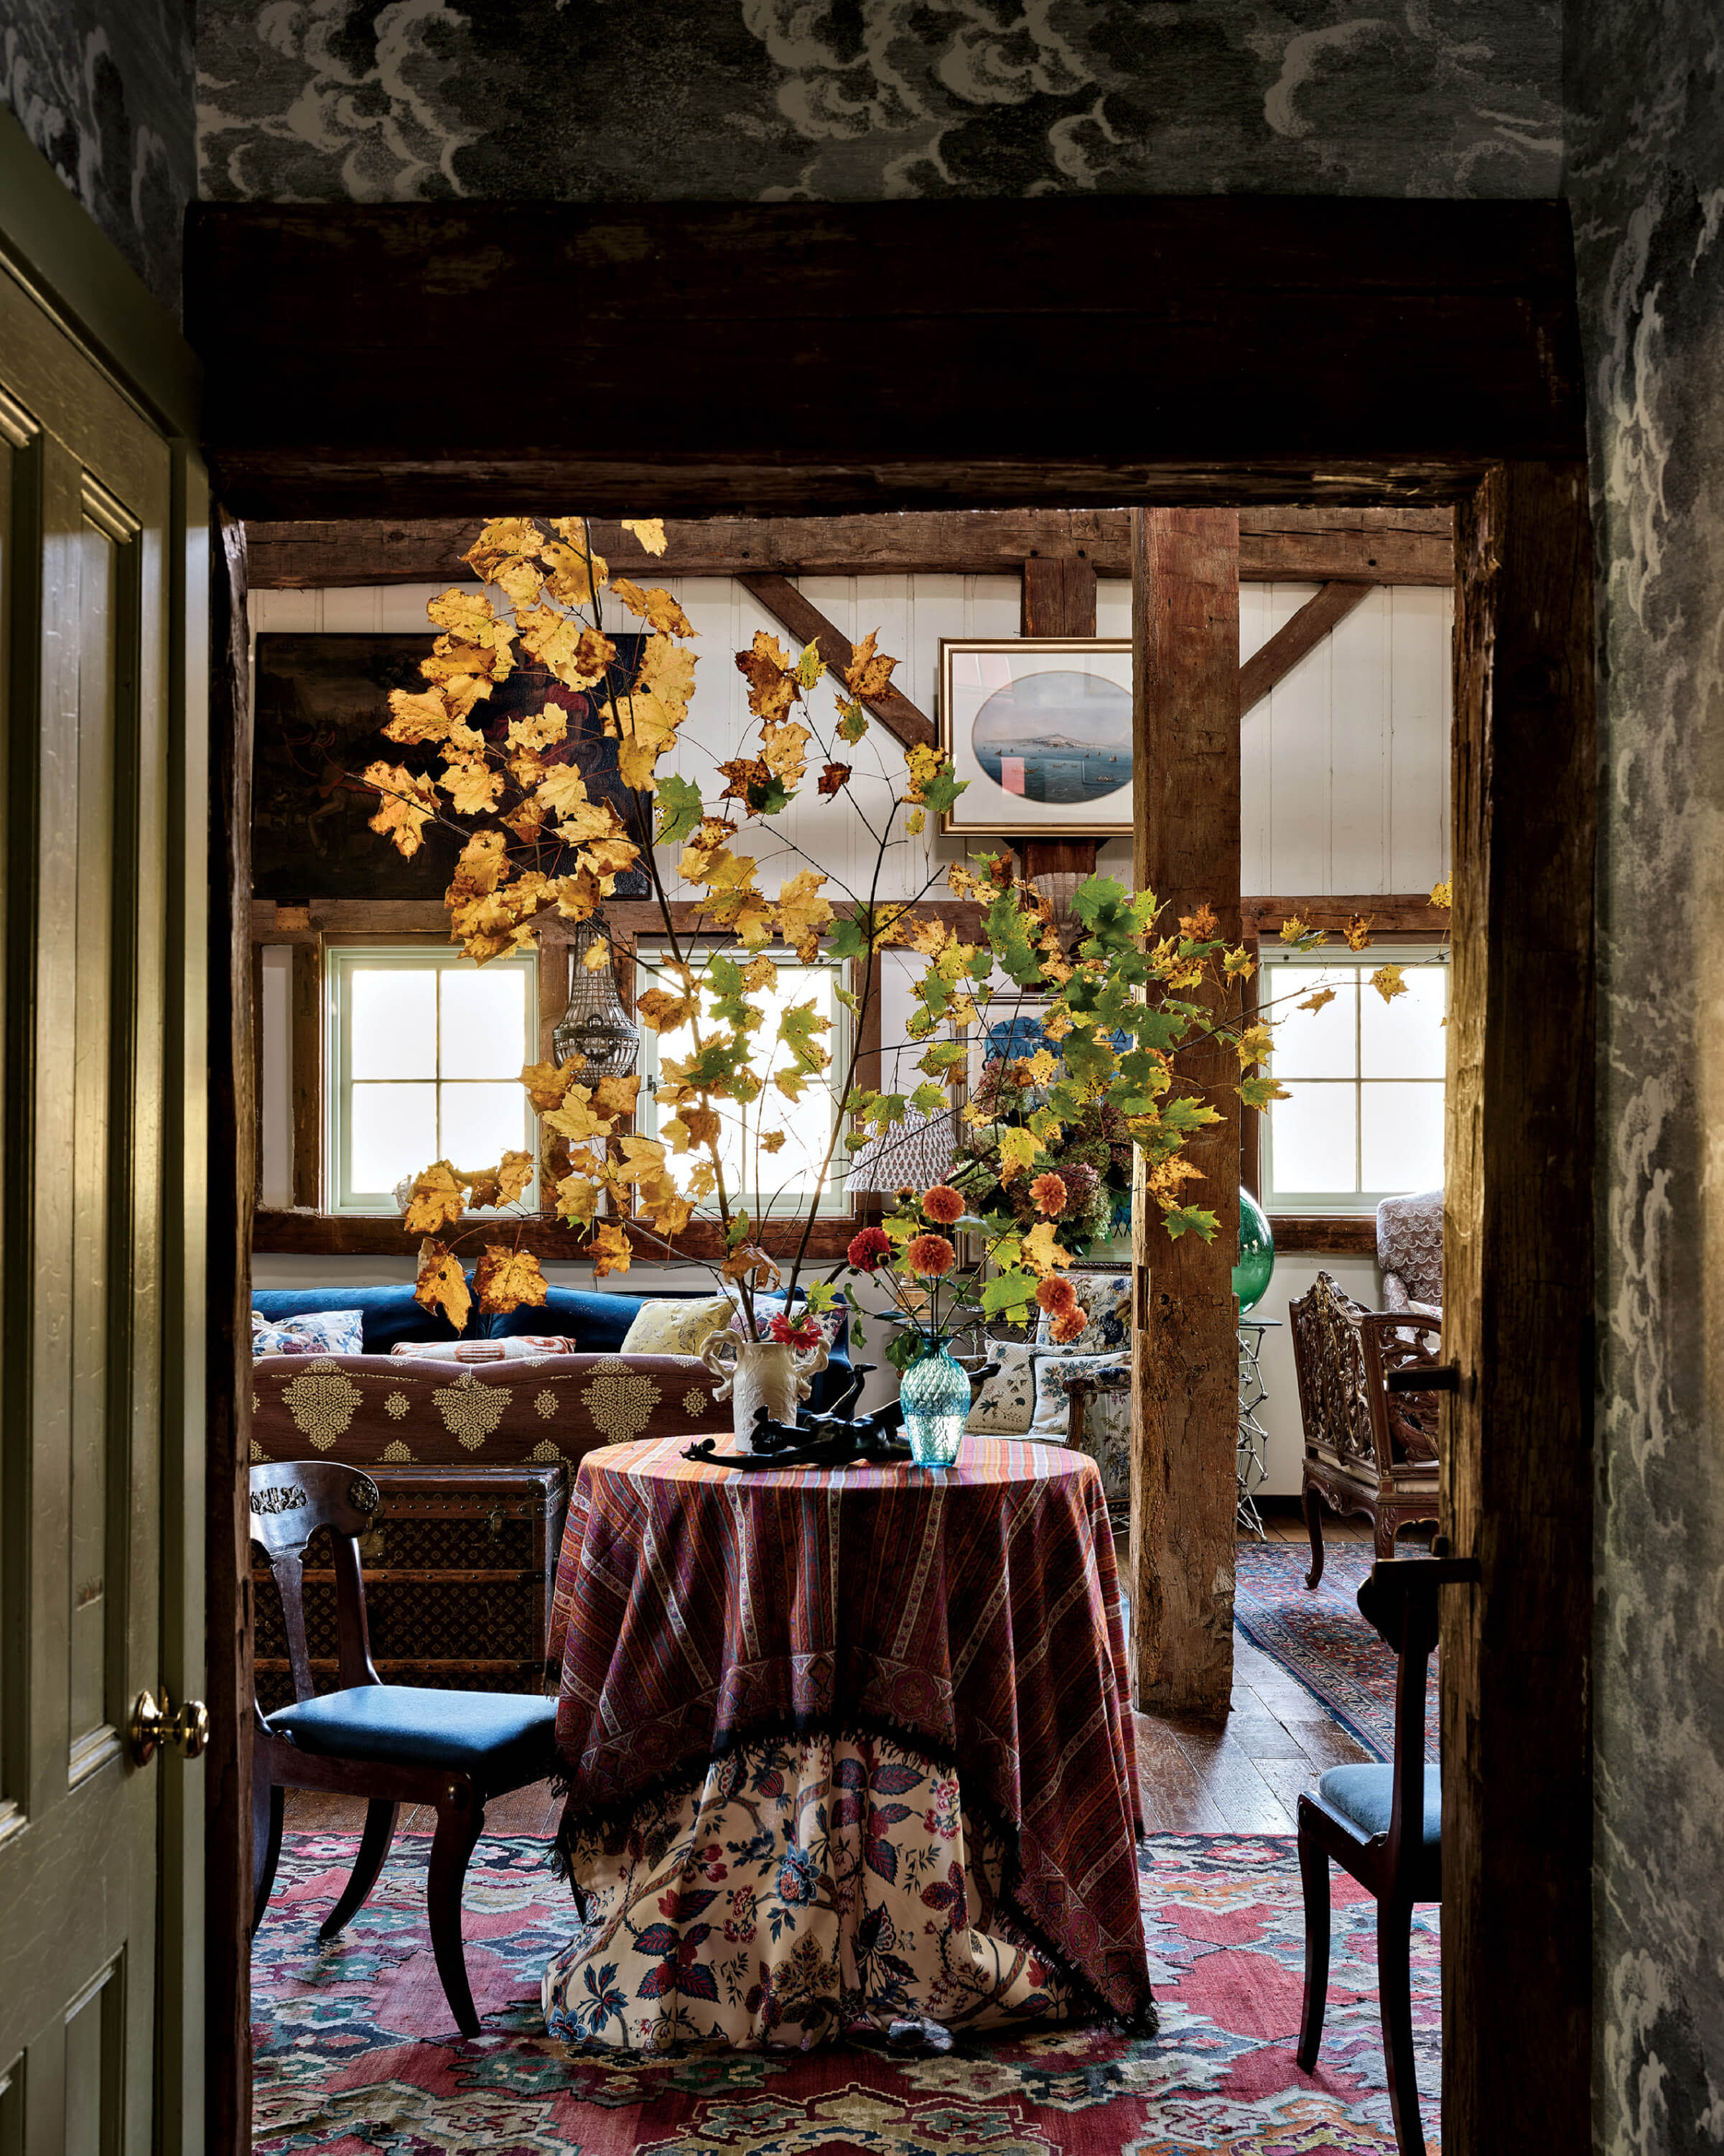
[
  {"left": 252, "top": 632, "right": 654, "bottom": 901},
  {"left": 938, "top": 638, "right": 1133, "bottom": 837}
]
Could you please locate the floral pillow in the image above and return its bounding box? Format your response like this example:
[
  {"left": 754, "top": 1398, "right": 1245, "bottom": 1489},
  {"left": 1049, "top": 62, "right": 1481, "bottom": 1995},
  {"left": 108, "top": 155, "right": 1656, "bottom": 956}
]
[
  {"left": 619, "top": 1296, "right": 736, "bottom": 1359},
  {"left": 1028, "top": 1350, "right": 1132, "bottom": 1510},
  {"left": 387, "top": 1337, "right": 578, "bottom": 1362},
  {"left": 1035, "top": 1271, "right": 1131, "bottom": 1355},
  {"left": 251, "top": 1308, "right": 364, "bottom": 1358},
  {"left": 964, "top": 1340, "right": 1040, "bottom": 1435}
]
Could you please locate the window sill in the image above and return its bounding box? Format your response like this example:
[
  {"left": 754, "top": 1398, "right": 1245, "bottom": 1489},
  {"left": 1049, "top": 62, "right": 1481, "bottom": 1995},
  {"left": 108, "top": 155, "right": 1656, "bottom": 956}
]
[
  {"left": 252, "top": 1208, "right": 861, "bottom": 1263},
  {"left": 1267, "top": 1213, "right": 1379, "bottom": 1255}
]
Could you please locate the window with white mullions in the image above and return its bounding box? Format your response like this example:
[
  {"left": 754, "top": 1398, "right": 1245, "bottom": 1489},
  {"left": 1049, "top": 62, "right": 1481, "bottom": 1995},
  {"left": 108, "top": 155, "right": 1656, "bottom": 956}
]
[
  {"left": 327, "top": 946, "right": 539, "bottom": 1212},
  {"left": 635, "top": 946, "right": 852, "bottom": 1217},
  {"left": 1259, "top": 945, "right": 1448, "bottom": 1212}
]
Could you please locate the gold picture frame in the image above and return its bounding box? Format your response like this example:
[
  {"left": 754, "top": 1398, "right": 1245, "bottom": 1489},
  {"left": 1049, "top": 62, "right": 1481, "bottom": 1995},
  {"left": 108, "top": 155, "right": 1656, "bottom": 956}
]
[{"left": 938, "top": 636, "right": 1133, "bottom": 837}]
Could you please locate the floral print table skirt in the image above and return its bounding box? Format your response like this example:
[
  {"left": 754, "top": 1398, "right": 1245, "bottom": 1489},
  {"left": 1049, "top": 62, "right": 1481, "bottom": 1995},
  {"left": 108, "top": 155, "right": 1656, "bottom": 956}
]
[{"left": 544, "top": 1733, "right": 1072, "bottom": 2053}]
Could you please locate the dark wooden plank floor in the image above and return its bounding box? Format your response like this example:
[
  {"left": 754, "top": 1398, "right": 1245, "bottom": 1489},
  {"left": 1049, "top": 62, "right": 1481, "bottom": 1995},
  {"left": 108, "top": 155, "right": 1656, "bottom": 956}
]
[{"left": 282, "top": 1501, "right": 1372, "bottom": 1841}]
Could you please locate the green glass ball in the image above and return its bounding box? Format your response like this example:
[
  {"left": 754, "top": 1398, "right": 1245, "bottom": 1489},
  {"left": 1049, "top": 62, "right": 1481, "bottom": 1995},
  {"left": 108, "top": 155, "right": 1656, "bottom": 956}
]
[{"left": 1233, "top": 1189, "right": 1275, "bottom": 1314}]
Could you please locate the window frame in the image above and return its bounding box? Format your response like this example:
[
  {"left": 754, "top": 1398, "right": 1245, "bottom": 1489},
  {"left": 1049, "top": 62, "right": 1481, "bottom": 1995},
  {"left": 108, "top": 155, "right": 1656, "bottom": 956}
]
[
  {"left": 325, "top": 941, "right": 540, "bottom": 1215},
  {"left": 630, "top": 939, "right": 859, "bottom": 1222},
  {"left": 1257, "top": 939, "right": 1449, "bottom": 1216}
]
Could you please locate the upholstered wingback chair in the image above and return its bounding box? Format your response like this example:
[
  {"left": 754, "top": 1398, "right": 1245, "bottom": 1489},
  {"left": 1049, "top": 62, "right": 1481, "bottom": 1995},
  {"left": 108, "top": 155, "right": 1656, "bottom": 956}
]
[{"left": 1376, "top": 1189, "right": 1443, "bottom": 1315}]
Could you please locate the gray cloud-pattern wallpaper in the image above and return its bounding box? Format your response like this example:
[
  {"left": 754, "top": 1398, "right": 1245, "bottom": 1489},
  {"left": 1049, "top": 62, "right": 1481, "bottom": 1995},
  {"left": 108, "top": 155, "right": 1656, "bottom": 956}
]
[
  {"left": 192, "top": 1, "right": 1561, "bottom": 207},
  {"left": 0, "top": 0, "right": 193, "bottom": 310},
  {"left": 1566, "top": 2, "right": 1724, "bottom": 2145}
]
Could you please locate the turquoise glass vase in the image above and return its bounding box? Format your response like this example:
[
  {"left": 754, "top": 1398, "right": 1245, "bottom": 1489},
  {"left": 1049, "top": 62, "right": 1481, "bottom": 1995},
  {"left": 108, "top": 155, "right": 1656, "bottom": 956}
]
[
  {"left": 1233, "top": 1188, "right": 1276, "bottom": 1315},
  {"left": 899, "top": 1343, "right": 969, "bottom": 1468}
]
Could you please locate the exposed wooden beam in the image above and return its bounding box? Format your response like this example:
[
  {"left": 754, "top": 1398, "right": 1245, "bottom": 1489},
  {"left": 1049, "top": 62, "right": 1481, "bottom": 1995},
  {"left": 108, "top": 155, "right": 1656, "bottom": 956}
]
[
  {"left": 1268, "top": 1213, "right": 1379, "bottom": 1254},
  {"left": 737, "top": 571, "right": 936, "bottom": 751},
  {"left": 1243, "top": 894, "right": 1450, "bottom": 937},
  {"left": 250, "top": 896, "right": 989, "bottom": 947},
  {"left": 251, "top": 1208, "right": 859, "bottom": 1263},
  {"left": 186, "top": 200, "right": 1584, "bottom": 519},
  {"left": 242, "top": 507, "right": 1455, "bottom": 591},
  {"left": 1239, "top": 580, "right": 1374, "bottom": 712},
  {"left": 1016, "top": 559, "right": 1102, "bottom": 883},
  {"left": 1130, "top": 505, "right": 1242, "bottom": 1718},
  {"left": 289, "top": 943, "right": 321, "bottom": 1209}
]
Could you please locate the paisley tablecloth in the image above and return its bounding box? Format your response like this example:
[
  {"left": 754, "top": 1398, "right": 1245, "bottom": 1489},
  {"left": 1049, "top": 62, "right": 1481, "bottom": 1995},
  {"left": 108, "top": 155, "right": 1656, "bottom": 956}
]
[{"left": 544, "top": 1435, "right": 1151, "bottom": 2048}]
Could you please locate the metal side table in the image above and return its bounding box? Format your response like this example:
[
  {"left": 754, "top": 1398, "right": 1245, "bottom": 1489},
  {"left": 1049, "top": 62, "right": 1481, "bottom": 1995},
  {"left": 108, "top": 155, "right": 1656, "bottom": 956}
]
[{"left": 1237, "top": 1317, "right": 1280, "bottom": 1536}]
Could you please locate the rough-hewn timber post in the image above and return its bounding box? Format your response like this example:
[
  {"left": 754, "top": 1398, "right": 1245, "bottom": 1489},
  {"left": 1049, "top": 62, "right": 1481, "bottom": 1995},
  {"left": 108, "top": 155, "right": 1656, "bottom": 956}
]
[{"left": 1129, "top": 507, "right": 1242, "bottom": 1716}]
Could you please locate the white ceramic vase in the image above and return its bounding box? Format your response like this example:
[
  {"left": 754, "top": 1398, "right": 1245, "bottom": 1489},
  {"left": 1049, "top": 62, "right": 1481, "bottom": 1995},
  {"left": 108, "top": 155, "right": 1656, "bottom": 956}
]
[{"left": 699, "top": 1333, "right": 829, "bottom": 1452}]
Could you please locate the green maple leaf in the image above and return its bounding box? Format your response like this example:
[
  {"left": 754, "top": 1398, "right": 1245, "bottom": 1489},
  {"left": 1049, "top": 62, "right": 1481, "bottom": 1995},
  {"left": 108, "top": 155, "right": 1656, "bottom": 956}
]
[{"left": 654, "top": 771, "right": 704, "bottom": 847}]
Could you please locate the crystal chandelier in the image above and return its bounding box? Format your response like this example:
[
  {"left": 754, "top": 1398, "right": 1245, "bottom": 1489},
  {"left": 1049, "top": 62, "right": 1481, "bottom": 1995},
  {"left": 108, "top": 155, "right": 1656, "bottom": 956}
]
[{"left": 552, "top": 913, "right": 640, "bottom": 1080}]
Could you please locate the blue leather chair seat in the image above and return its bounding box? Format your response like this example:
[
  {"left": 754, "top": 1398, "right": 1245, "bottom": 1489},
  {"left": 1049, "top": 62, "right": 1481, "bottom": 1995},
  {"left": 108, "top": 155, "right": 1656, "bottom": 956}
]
[
  {"left": 1315, "top": 1762, "right": 1441, "bottom": 1850},
  {"left": 268, "top": 1686, "right": 556, "bottom": 1788}
]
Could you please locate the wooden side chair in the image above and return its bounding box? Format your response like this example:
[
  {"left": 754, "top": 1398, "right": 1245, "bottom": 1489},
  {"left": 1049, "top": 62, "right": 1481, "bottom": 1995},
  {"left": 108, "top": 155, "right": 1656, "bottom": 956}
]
[
  {"left": 249, "top": 1460, "right": 559, "bottom": 2036},
  {"left": 1297, "top": 1553, "right": 1476, "bottom": 2156}
]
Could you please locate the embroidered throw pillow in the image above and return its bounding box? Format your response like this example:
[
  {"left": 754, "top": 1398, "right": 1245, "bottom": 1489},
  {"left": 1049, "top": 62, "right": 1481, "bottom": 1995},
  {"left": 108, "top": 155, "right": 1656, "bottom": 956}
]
[
  {"left": 387, "top": 1336, "right": 578, "bottom": 1362},
  {"left": 251, "top": 1308, "right": 364, "bottom": 1358},
  {"left": 620, "top": 1296, "right": 737, "bottom": 1360},
  {"left": 964, "top": 1341, "right": 1040, "bottom": 1435},
  {"left": 1035, "top": 1270, "right": 1132, "bottom": 1355}
]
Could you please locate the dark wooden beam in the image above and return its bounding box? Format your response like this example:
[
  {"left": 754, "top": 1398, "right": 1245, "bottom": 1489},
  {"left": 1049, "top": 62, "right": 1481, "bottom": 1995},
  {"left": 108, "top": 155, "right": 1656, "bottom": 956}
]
[
  {"left": 1268, "top": 1213, "right": 1379, "bottom": 1255},
  {"left": 1242, "top": 894, "right": 1450, "bottom": 938},
  {"left": 1129, "top": 506, "right": 1242, "bottom": 1717},
  {"left": 186, "top": 200, "right": 1583, "bottom": 519},
  {"left": 250, "top": 897, "right": 989, "bottom": 946},
  {"left": 737, "top": 572, "right": 936, "bottom": 751},
  {"left": 1239, "top": 580, "right": 1374, "bottom": 712},
  {"left": 289, "top": 942, "right": 321, "bottom": 1209},
  {"left": 251, "top": 1209, "right": 858, "bottom": 1263},
  {"left": 1020, "top": 556, "right": 1099, "bottom": 638},
  {"left": 1443, "top": 462, "right": 1594, "bottom": 2155},
  {"left": 242, "top": 507, "right": 1455, "bottom": 590}
]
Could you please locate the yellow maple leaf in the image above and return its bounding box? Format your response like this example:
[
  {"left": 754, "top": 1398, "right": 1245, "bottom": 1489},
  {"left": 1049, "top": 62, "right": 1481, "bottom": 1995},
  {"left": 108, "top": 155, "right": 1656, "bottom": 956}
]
[
  {"left": 775, "top": 869, "right": 833, "bottom": 961},
  {"left": 1343, "top": 914, "right": 1373, "bottom": 952},
  {"left": 610, "top": 578, "right": 695, "bottom": 638},
  {"left": 759, "top": 1129, "right": 787, "bottom": 1155},
  {"left": 580, "top": 933, "right": 610, "bottom": 971},
  {"left": 1236, "top": 1023, "right": 1274, "bottom": 1069},
  {"left": 844, "top": 629, "right": 897, "bottom": 700},
  {"left": 475, "top": 1243, "right": 548, "bottom": 1314},
  {"left": 1021, "top": 1219, "right": 1071, "bottom": 1277},
  {"left": 1370, "top": 964, "right": 1409, "bottom": 1004},
  {"left": 635, "top": 986, "right": 697, "bottom": 1033},
  {"left": 447, "top": 831, "right": 510, "bottom": 907},
  {"left": 997, "top": 1126, "right": 1040, "bottom": 1183},
  {"left": 415, "top": 1240, "right": 471, "bottom": 1332},
  {"left": 726, "top": 889, "right": 775, "bottom": 948},
  {"left": 904, "top": 743, "right": 951, "bottom": 804},
  {"left": 404, "top": 1160, "right": 467, "bottom": 1236},
  {"left": 385, "top": 684, "right": 458, "bottom": 745},
  {"left": 520, "top": 1056, "right": 584, "bottom": 1113},
  {"left": 1223, "top": 945, "right": 1257, "bottom": 981},
  {"left": 587, "top": 1220, "right": 635, "bottom": 1278},
  {"left": 1298, "top": 985, "right": 1338, "bottom": 1016},
  {"left": 462, "top": 519, "right": 544, "bottom": 582},
  {"left": 1025, "top": 1048, "right": 1058, "bottom": 1085},
  {"left": 579, "top": 835, "right": 640, "bottom": 882},
  {"left": 590, "top": 1074, "right": 639, "bottom": 1122},
  {"left": 905, "top": 807, "right": 926, "bottom": 837},
  {"left": 427, "top": 588, "right": 505, "bottom": 643},
  {"left": 465, "top": 1148, "right": 534, "bottom": 1209},
  {"left": 507, "top": 707, "right": 568, "bottom": 753},
  {"left": 742, "top": 954, "right": 778, "bottom": 993},
  {"left": 548, "top": 868, "right": 605, "bottom": 922},
  {"left": 492, "top": 555, "right": 544, "bottom": 612},
  {"left": 544, "top": 1085, "right": 611, "bottom": 1143},
  {"left": 635, "top": 633, "right": 696, "bottom": 715},
  {"left": 539, "top": 539, "right": 607, "bottom": 608},
  {"left": 1430, "top": 878, "right": 1453, "bottom": 910},
  {"left": 760, "top": 718, "right": 811, "bottom": 787},
  {"left": 535, "top": 763, "right": 616, "bottom": 840},
  {"left": 439, "top": 754, "right": 503, "bottom": 817},
  {"left": 1279, "top": 913, "right": 1325, "bottom": 948},
  {"left": 363, "top": 761, "right": 439, "bottom": 857},
  {"left": 736, "top": 631, "right": 796, "bottom": 722},
  {"left": 553, "top": 1169, "right": 600, "bottom": 1225},
  {"left": 621, "top": 517, "right": 668, "bottom": 556}
]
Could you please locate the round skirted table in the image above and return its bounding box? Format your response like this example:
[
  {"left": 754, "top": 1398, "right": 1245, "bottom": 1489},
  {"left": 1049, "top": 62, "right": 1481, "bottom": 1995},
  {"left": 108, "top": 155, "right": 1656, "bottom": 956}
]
[{"left": 541, "top": 1434, "right": 1153, "bottom": 2053}]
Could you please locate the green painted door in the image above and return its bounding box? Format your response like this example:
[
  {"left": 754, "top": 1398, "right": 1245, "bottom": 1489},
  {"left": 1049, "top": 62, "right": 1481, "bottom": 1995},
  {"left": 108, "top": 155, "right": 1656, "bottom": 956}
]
[{"left": 0, "top": 256, "right": 205, "bottom": 2147}]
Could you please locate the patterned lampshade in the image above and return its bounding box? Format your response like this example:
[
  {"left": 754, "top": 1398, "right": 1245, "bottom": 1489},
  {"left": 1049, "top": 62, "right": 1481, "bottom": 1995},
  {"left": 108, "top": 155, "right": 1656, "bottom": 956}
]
[
  {"left": 553, "top": 912, "right": 640, "bottom": 1080},
  {"left": 846, "top": 1106, "right": 961, "bottom": 1195}
]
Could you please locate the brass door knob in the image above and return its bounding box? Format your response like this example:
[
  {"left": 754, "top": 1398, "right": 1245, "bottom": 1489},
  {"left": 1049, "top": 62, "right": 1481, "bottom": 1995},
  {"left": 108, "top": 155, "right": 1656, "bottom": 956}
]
[{"left": 128, "top": 1690, "right": 210, "bottom": 1766}]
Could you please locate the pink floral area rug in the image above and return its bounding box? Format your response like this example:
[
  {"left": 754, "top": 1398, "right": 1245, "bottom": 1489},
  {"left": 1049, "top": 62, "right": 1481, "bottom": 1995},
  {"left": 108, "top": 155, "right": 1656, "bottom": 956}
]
[
  {"left": 252, "top": 1829, "right": 1439, "bottom": 2153},
  {"left": 1234, "top": 1541, "right": 1439, "bottom": 1765}
]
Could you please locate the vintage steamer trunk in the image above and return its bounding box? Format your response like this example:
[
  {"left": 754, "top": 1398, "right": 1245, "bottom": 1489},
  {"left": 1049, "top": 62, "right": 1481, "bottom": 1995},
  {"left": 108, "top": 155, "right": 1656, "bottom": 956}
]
[{"left": 254, "top": 1464, "right": 567, "bottom": 1713}]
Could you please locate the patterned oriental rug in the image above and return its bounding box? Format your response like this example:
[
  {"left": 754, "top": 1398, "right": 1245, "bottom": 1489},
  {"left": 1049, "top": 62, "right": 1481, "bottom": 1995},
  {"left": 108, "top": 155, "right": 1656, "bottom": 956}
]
[
  {"left": 252, "top": 1831, "right": 1439, "bottom": 2153},
  {"left": 1232, "top": 1543, "right": 1439, "bottom": 1765}
]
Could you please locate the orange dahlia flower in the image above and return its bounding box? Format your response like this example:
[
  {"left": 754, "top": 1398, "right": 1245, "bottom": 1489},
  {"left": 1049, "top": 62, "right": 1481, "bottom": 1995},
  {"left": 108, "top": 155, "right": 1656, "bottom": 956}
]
[
  {"left": 847, "top": 1227, "right": 892, "bottom": 1268},
  {"left": 1030, "top": 1171, "right": 1068, "bottom": 1217},
  {"left": 1036, "top": 1273, "right": 1079, "bottom": 1316},
  {"left": 1050, "top": 1306, "right": 1087, "bottom": 1344},
  {"left": 921, "top": 1184, "right": 964, "bottom": 1225},
  {"left": 904, "top": 1233, "right": 957, "bottom": 1279}
]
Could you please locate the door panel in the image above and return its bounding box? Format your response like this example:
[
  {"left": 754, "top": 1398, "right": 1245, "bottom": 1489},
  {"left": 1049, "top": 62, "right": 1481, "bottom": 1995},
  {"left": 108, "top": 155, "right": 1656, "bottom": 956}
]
[{"left": 0, "top": 257, "right": 191, "bottom": 2152}]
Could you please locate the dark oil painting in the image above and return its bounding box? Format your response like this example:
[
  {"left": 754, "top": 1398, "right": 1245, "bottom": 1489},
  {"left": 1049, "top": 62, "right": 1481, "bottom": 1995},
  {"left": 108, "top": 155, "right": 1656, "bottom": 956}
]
[{"left": 252, "top": 633, "right": 652, "bottom": 901}]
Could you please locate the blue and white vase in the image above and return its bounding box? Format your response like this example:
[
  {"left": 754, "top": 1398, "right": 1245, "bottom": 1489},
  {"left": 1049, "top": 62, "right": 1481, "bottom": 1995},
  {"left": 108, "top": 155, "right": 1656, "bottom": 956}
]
[{"left": 899, "top": 1343, "right": 970, "bottom": 1468}]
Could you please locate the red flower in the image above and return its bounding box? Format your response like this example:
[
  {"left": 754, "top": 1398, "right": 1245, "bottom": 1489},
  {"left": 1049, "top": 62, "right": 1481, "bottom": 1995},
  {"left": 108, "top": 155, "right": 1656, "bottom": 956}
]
[
  {"left": 905, "top": 1233, "right": 956, "bottom": 1279},
  {"left": 847, "top": 1226, "right": 892, "bottom": 1269},
  {"left": 1050, "top": 1306, "right": 1087, "bottom": 1344},
  {"left": 1036, "top": 1273, "right": 1079, "bottom": 1316},
  {"left": 1030, "top": 1171, "right": 1068, "bottom": 1217},
  {"left": 921, "top": 1184, "right": 964, "bottom": 1225},
  {"left": 769, "top": 1311, "right": 824, "bottom": 1350}
]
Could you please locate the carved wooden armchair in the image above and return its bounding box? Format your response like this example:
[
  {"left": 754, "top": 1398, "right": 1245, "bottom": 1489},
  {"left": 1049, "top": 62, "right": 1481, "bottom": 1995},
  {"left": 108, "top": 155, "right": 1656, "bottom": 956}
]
[{"left": 1289, "top": 1271, "right": 1442, "bottom": 1587}]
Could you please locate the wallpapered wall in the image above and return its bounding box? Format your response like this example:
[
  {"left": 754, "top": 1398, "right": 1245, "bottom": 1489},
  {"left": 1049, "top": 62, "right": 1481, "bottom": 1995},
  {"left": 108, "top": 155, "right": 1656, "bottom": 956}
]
[
  {"left": 3, "top": 0, "right": 1721, "bottom": 2142},
  {"left": 0, "top": 0, "right": 192, "bottom": 310},
  {"left": 1565, "top": 8, "right": 1724, "bottom": 2148}
]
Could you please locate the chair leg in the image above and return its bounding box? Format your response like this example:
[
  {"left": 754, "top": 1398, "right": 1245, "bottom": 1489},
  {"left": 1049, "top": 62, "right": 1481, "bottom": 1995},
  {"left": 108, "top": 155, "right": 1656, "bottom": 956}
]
[
  {"left": 251, "top": 1778, "right": 285, "bottom": 1936},
  {"left": 1377, "top": 1897, "right": 1425, "bottom": 2156},
  {"left": 426, "top": 1782, "right": 488, "bottom": 2037},
  {"left": 319, "top": 1798, "right": 401, "bottom": 1941},
  {"left": 1295, "top": 1825, "right": 1331, "bottom": 2072},
  {"left": 1376, "top": 1509, "right": 1399, "bottom": 1563},
  {"left": 1303, "top": 1481, "right": 1327, "bottom": 1590}
]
